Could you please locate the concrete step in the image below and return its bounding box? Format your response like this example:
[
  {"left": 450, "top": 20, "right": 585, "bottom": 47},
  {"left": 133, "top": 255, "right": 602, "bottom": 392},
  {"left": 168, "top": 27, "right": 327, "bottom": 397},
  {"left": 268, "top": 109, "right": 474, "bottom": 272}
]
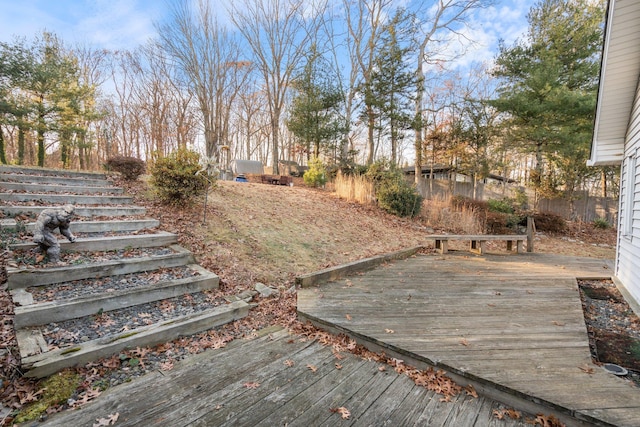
[
  {"left": 0, "top": 192, "right": 133, "bottom": 205},
  {"left": 12, "top": 264, "right": 220, "bottom": 328},
  {"left": 7, "top": 245, "right": 195, "bottom": 289},
  {"left": 0, "top": 181, "right": 123, "bottom": 194},
  {"left": 8, "top": 231, "right": 178, "bottom": 252},
  {"left": 2, "top": 205, "right": 146, "bottom": 218},
  {"left": 0, "top": 165, "right": 107, "bottom": 180},
  {"left": 18, "top": 300, "right": 249, "bottom": 378},
  {"left": 0, "top": 173, "right": 111, "bottom": 187},
  {"left": 23, "top": 218, "right": 160, "bottom": 233}
]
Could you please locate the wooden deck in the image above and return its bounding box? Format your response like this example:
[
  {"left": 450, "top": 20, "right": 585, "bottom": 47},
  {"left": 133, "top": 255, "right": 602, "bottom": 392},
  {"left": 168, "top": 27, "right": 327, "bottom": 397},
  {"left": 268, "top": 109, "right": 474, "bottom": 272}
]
[
  {"left": 40, "top": 327, "right": 530, "bottom": 426},
  {"left": 297, "top": 252, "right": 640, "bottom": 427}
]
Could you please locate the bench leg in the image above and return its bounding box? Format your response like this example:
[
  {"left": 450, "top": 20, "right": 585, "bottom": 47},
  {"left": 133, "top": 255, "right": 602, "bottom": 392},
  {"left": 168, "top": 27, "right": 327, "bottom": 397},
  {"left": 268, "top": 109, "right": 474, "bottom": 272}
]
[
  {"left": 470, "top": 240, "right": 485, "bottom": 255},
  {"left": 435, "top": 239, "right": 448, "bottom": 254},
  {"left": 517, "top": 240, "right": 524, "bottom": 253}
]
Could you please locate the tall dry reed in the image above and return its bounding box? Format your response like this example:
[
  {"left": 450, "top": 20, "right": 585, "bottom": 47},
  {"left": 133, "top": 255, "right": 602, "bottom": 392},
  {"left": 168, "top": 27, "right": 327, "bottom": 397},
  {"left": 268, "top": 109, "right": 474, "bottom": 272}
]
[
  {"left": 420, "top": 194, "right": 483, "bottom": 234},
  {"left": 334, "top": 171, "right": 375, "bottom": 205}
]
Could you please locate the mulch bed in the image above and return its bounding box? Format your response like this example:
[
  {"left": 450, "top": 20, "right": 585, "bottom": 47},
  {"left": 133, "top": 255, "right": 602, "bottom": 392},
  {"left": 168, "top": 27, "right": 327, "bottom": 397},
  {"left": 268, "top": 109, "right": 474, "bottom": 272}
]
[
  {"left": 11, "top": 247, "right": 176, "bottom": 269},
  {"left": 27, "top": 266, "right": 200, "bottom": 303},
  {"left": 39, "top": 289, "right": 227, "bottom": 349},
  {"left": 579, "top": 279, "right": 640, "bottom": 384}
]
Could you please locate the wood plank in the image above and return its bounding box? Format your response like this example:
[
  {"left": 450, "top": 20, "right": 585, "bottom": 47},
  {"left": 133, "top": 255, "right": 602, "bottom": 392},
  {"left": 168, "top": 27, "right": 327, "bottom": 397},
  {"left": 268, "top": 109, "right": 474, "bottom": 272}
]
[
  {"left": 296, "top": 252, "right": 637, "bottom": 427},
  {"left": 249, "top": 357, "right": 374, "bottom": 426}
]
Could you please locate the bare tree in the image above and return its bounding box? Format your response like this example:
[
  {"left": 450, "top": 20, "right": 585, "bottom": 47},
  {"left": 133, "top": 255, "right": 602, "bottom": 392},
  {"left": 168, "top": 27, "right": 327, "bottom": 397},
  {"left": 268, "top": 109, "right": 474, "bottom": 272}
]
[
  {"left": 229, "top": 0, "right": 326, "bottom": 174},
  {"left": 157, "top": 0, "right": 250, "bottom": 161},
  {"left": 412, "top": 0, "right": 491, "bottom": 188},
  {"left": 343, "top": 0, "right": 393, "bottom": 165}
]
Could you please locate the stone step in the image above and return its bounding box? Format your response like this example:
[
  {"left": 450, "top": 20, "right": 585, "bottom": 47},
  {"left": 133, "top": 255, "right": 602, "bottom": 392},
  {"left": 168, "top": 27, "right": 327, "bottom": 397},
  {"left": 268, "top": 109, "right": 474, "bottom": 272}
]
[
  {"left": 12, "top": 264, "right": 219, "bottom": 328},
  {"left": 7, "top": 245, "right": 195, "bottom": 289},
  {"left": 0, "top": 173, "right": 111, "bottom": 187},
  {"left": 0, "top": 192, "right": 133, "bottom": 205},
  {"left": 23, "top": 218, "right": 160, "bottom": 233},
  {"left": 0, "top": 181, "right": 123, "bottom": 194},
  {"left": 8, "top": 231, "right": 178, "bottom": 252},
  {"left": 0, "top": 165, "right": 107, "bottom": 180},
  {"left": 2, "top": 205, "right": 146, "bottom": 218},
  {"left": 18, "top": 300, "right": 249, "bottom": 378}
]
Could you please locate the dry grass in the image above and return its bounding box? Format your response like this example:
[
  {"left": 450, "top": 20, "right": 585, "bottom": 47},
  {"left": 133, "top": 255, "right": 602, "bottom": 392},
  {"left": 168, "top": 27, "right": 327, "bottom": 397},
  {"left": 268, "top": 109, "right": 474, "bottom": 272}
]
[
  {"left": 334, "top": 172, "right": 375, "bottom": 205},
  {"left": 420, "top": 194, "right": 483, "bottom": 234}
]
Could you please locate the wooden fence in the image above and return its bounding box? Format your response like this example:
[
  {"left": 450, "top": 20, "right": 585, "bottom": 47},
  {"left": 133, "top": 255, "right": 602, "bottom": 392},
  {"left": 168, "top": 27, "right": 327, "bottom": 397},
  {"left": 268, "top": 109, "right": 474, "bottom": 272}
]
[{"left": 414, "top": 178, "right": 618, "bottom": 224}]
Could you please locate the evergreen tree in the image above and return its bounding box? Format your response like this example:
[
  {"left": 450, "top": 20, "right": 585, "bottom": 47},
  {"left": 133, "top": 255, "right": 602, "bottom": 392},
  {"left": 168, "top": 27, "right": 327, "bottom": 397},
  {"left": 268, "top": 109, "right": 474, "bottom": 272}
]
[
  {"left": 366, "top": 8, "right": 415, "bottom": 166},
  {"left": 287, "top": 45, "right": 344, "bottom": 161},
  {"left": 491, "top": 0, "right": 605, "bottom": 200}
]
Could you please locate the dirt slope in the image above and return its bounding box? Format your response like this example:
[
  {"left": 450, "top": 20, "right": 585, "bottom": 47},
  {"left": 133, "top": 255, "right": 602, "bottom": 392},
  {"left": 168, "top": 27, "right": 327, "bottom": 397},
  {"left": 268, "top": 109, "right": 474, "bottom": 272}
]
[{"left": 134, "top": 180, "right": 616, "bottom": 293}]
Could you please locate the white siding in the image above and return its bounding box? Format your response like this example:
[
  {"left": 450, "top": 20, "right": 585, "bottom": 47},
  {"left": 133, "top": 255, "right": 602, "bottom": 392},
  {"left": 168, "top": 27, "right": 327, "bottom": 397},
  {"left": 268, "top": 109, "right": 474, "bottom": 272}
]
[
  {"left": 617, "top": 81, "right": 640, "bottom": 305},
  {"left": 590, "top": 0, "right": 640, "bottom": 166}
]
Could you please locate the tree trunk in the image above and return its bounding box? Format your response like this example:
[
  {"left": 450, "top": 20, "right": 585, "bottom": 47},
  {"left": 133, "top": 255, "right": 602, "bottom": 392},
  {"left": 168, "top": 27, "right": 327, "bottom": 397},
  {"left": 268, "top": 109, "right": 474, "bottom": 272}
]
[
  {"left": 366, "top": 106, "right": 375, "bottom": 165},
  {"left": 0, "top": 126, "right": 6, "bottom": 164}
]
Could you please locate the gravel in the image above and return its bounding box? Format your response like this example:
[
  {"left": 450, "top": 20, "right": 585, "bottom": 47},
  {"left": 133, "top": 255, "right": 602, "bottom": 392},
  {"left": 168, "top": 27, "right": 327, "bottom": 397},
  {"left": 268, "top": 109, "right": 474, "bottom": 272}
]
[
  {"left": 12, "top": 247, "right": 176, "bottom": 269},
  {"left": 27, "top": 266, "right": 200, "bottom": 303},
  {"left": 39, "top": 290, "right": 227, "bottom": 349}
]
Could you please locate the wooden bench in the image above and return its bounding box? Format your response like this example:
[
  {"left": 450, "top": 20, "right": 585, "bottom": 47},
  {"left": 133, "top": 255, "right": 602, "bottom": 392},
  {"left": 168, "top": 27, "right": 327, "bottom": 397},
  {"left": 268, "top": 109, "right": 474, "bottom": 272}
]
[
  {"left": 260, "top": 175, "right": 292, "bottom": 186},
  {"left": 425, "top": 234, "right": 528, "bottom": 255}
]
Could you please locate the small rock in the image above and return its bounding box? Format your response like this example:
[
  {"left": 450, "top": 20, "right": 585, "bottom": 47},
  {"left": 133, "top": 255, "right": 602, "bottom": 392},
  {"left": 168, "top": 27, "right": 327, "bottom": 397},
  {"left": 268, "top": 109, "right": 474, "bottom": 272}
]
[
  {"left": 255, "top": 283, "right": 279, "bottom": 298},
  {"left": 237, "top": 290, "right": 258, "bottom": 301}
]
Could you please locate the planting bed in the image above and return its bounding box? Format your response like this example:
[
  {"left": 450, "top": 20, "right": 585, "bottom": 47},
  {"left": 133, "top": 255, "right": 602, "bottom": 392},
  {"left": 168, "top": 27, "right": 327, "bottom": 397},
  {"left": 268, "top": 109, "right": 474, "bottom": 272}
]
[
  {"left": 579, "top": 279, "right": 640, "bottom": 385},
  {"left": 37, "top": 290, "right": 227, "bottom": 350},
  {"left": 26, "top": 266, "right": 200, "bottom": 303},
  {"left": 12, "top": 247, "right": 176, "bottom": 269}
]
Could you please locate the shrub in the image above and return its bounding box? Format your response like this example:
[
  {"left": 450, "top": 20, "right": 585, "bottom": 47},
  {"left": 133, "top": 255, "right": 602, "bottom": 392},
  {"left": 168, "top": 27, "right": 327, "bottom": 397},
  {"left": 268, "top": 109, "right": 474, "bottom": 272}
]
[
  {"left": 105, "top": 156, "right": 145, "bottom": 180},
  {"left": 487, "top": 198, "right": 515, "bottom": 214},
  {"left": 149, "top": 148, "right": 209, "bottom": 205},
  {"left": 375, "top": 174, "right": 423, "bottom": 218},
  {"left": 593, "top": 217, "right": 611, "bottom": 229},
  {"left": 303, "top": 157, "right": 327, "bottom": 188},
  {"left": 531, "top": 211, "right": 566, "bottom": 233},
  {"left": 377, "top": 180, "right": 422, "bottom": 217}
]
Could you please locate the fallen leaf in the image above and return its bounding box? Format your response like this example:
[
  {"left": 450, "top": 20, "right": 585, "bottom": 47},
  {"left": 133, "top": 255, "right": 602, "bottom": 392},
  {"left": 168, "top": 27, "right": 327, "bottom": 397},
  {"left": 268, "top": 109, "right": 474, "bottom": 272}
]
[
  {"left": 330, "top": 406, "right": 351, "bottom": 419},
  {"left": 459, "top": 338, "right": 470, "bottom": 346},
  {"left": 552, "top": 321, "right": 565, "bottom": 326},
  {"left": 385, "top": 328, "right": 395, "bottom": 334},
  {"left": 378, "top": 366, "right": 387, "bottom": 372},
  {"left": 335, "top": 363, "right": 343, "bottom": 370},
  {"left": 579, "top": 364, "right": 595, "bottom": 374},
  {"left": 93, "top": 412, "right": 119, "bottom": 426},
  {"left": 284, "top": 359, "right": 295, "bottom": 367},
  {"left": 492, "top": 408, "right": 521, "bottom": 420},
  {"left": 307, "top": 364, "right": 318, "bottom": 373},
  {"left": 160, "top": 360, "right": 174, "bottom": 371},
  {"left": 464, "top": 384, "right": 478, "bottom": 398},
  {"left": 345, "top": 314, "right": 352, "bottom": 321},
  {"left": 243, "top": 382, "right": 260, "bottom": 389}
]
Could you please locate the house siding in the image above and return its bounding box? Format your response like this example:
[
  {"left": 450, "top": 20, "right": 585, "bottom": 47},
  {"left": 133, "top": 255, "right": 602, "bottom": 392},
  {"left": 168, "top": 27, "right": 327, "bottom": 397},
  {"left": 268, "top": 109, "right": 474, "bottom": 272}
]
[{"left": 617, "top": 82, "right": 640, "bottom": 304}]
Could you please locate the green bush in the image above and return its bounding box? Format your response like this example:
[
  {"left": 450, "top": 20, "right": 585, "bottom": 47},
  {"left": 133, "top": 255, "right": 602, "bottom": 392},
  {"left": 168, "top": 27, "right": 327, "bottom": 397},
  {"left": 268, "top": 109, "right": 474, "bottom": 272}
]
[
  {"left": 105, "top": 155, "right": 145, "bottom": 180},
  {"left": 376, "top": 178, "right": 423, "bottom": 217},
  {"left": 487, "top": 198, "right": 515, "bottom": 214},
  {"left": 592, "top": 217, "right": 610, "bottom": 229},
  {"left": 149, "top": 148, "right": 209, "bottom": 205},
  {"left": 303, "top": 157, "right": 327, "bottom": 187}
]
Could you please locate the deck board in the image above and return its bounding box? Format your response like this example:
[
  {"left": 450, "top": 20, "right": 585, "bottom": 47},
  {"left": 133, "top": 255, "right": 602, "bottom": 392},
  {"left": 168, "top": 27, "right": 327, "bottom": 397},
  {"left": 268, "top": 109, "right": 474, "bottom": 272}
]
[
  {"left": 40, "top": 327, "right": 535, "bottom": 427},
  {"left": 298, "top": 252, "right": 640, "bottom": 426}
]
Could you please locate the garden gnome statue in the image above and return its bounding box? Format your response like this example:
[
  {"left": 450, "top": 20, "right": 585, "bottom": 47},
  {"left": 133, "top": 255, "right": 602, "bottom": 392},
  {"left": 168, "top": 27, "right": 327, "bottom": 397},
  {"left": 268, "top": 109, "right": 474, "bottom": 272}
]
[{"left": 33, "top": 204, "right": 76, "bottom": 263}]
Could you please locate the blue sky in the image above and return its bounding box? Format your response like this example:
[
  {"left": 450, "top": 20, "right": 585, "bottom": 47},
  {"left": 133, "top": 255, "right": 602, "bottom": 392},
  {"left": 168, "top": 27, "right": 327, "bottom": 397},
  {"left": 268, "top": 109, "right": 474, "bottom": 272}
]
[{"left": 0, "top": 0, "right": 533, "bottom": 62}]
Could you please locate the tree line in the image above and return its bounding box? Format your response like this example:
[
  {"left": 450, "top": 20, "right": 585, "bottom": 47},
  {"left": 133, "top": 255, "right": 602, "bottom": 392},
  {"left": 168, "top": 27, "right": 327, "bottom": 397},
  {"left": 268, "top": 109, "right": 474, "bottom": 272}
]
[{"left": 0, "top": 0, "right": 615, "bottom": 202}]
